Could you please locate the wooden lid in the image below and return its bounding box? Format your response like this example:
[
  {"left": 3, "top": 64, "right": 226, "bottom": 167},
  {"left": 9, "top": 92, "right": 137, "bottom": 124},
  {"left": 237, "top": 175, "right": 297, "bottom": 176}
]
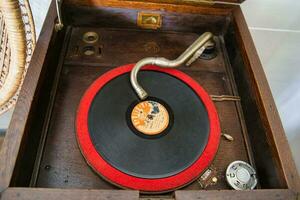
[
  {"left": 65, "top": 0, "right": 244, "bottom": 8},
  {"left": 135, "top": 0, "right": 245, "bottom": 4}
]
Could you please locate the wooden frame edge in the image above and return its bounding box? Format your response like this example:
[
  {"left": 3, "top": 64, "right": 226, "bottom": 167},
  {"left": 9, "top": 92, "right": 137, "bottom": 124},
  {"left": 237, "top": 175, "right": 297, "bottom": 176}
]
[
  {"left": 0, "top": 0, "right": 58, "bottom": 192},
  {"left": 0, "top": 188, "right": 139, "bottom": 200},
  {"left": 232, "top": 7, "right": 300, "bottom": 192},
  {"left": 0, "top": 188, "right": 297, "bottom": 200},
  {"left": 175, "top": 189, "right": 297, "bottom": 200}
]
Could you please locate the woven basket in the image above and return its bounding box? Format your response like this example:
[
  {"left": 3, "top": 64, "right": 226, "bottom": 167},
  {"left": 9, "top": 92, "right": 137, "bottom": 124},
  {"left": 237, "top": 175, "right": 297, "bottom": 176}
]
[{"left": 0, "top": 0, "right": 36, "bottom": 115}]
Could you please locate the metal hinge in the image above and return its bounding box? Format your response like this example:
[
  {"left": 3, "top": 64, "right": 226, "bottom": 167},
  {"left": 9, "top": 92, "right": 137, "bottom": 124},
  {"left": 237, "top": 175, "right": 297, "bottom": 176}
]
[
  {"left": 55, "top": 0, "right": 64, "bottom": 31},
  {"left": 210, "top": 95, "right": 241, "bottom": 102}
]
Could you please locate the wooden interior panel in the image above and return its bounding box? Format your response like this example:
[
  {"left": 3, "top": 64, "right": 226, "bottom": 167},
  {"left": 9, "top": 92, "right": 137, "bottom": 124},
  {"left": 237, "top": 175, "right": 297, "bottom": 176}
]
[
  {"left": 66, "top": 28, "right": 225, "bottom": 70},
  {"left": 36, "top": 28, "right": 250, "bottom": 191},
  {"left": 65, "top": 0, "right": 244, "bottom": 6},
  {"left": 223, "top": 19, "right": 287, "bottom": 189},
  {"left": 64, "top": 0, "right": 235, "bottom": 15},
  {"left": 65, "top": 6, "right": 229, "bottom": 33}
]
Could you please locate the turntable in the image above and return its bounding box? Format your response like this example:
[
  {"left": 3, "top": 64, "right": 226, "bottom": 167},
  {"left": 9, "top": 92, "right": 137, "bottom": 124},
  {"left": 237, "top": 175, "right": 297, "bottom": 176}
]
[
  {"left": 0, "top": 0, "right": 299, "bottom": 199},
  {"left": 76, "top": 33, "right": 221, "bottom": 193}
]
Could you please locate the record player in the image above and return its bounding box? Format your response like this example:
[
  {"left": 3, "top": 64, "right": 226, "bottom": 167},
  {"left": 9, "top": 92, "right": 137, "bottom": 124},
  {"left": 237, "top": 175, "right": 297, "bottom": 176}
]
[{"left": 0, "top": 0, "right": 299, "bottom": 199}]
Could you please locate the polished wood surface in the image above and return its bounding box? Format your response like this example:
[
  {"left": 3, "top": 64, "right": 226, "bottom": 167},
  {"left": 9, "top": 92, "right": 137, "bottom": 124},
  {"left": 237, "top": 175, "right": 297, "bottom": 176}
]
[
  {"left": 0, "top": 188, "right": 296, "bottom": 200},
  {"left": 1, "top": 188, "right": 139, "bottom": 200},
  {"left": 175, "top": 189, "right": 297, "bottom": 200},
  {"left": 65, "top": 6, "right": 228, "bottom": 33},
  {"left": 0, "top": 0, "right": 58, "bottom": 192},
  {"left": 0, "top": 0, "right": 298, "bottom": 199},
  {"left": 64, "top": 0, "right": 234, "bottom": 15},
  {"left": 232, "top": 7, "right": 300, "bottom": 191}
]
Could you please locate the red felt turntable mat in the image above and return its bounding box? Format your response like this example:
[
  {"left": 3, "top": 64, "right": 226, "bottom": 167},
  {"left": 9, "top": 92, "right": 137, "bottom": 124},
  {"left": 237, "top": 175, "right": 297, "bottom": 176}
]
[{"left": 76, "top": 64, "right": 220, "bottom": 193}]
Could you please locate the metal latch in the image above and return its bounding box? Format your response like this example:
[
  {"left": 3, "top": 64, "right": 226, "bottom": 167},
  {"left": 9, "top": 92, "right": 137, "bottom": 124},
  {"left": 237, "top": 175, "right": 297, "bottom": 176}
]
[{"left": 137, "top": 12, "right": 162, "bottom": 30}]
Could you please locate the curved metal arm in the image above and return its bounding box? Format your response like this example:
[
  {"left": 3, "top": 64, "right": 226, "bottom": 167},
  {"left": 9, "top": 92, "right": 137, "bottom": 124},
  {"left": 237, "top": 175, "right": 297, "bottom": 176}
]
[{"left": 130, "top": 32, "right": 213, "bottom": 100}]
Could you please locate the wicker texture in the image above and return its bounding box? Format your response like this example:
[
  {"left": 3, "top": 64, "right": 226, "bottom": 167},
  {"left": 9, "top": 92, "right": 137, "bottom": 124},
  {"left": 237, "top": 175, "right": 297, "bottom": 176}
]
[{"left": 0, "top": 0, "right": 35, "bottom": 115}]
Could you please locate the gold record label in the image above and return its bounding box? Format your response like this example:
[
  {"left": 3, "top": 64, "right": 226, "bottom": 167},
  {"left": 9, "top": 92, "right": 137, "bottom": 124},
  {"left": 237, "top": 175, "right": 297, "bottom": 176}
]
[{"left": 131, "top": 100, "right": 169, "bottom": 136}]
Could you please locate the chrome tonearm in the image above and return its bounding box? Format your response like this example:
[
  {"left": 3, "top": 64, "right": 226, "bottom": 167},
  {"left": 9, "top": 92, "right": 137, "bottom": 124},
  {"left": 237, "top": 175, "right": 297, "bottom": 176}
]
[{"left": 130, "top": 32, "right": 214, "bottom": 100}]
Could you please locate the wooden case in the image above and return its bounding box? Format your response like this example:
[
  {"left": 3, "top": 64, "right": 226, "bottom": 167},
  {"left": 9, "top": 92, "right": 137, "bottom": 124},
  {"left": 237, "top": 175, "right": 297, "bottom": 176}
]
[{"left": 0, "top": 0, "right": 299, "bottom": 199}]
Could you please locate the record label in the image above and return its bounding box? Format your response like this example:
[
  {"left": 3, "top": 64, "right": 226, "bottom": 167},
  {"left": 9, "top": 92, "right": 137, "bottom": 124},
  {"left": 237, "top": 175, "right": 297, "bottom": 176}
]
[{"left": 131, "top": 100, "right": 169, "bottom": 136}]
